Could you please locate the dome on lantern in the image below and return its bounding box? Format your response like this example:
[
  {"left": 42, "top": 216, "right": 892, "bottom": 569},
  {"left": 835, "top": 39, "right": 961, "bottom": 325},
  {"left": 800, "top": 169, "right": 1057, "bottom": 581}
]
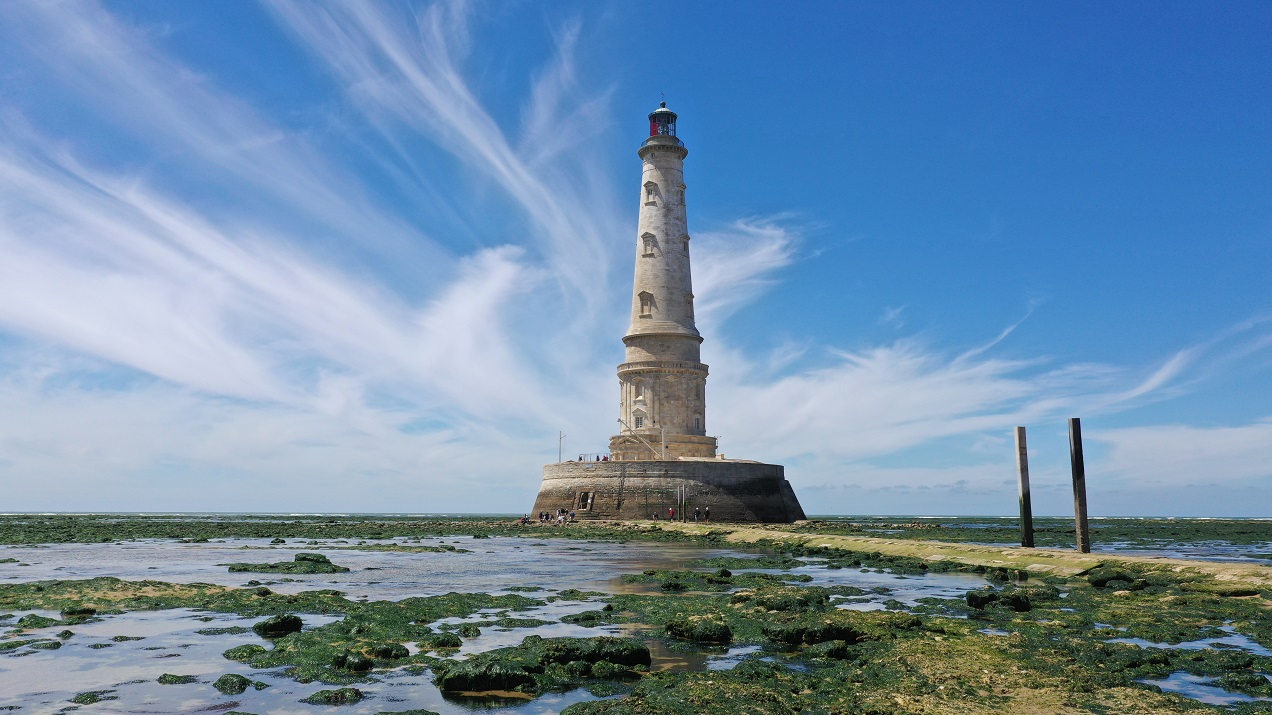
[{"left": 648, "top": 101, "right": 678, "bottom": 138}]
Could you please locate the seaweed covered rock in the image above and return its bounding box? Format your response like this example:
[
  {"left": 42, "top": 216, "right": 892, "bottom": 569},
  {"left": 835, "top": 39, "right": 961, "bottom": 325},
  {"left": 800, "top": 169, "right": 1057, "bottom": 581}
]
[
  {"left": 730, "top": 585, "right": 830, "bottom": 613},
  {"left": 1085, "top": 566, "right": 1136, "bottom": 589},
  {"left": 369, "top": 642, "right": 409, "bottom": 660},
  {"left": 17, "top": 614, "right": 59, "bottom": 629},
  {"left": 332, "top": 649, "right": 374, "bottom": 672},
  {"left": 157, "top": 673, "right": 198, "bottom": 684},
  {"left": 419, "top": 632, "right": 462, "bottom": 650},
  {"left": 214, "top": 673, "right": 252, "bottom": 695},
  {"left": 665, "top": 614, "right": 732, "bottom": 644},
  {"left": 302, "top": 687, "right": 364, "bottom": 705},
  {"left": 253, "top": 614, "right": 303, "bottom": 638},
  {"left": 1218, "top": 672, "right": 1272, "bottom": 696},
  {"left": 966, "top": 590, "right": 998, "bottom": 609},
  {"left": 226, "top": 553, "right": 350, "bottom": 574},
  {"left": 432, "top": 636, "right": 650, "bottom": 694},
  {"left": 223, "top": 643, "right": 267, "bottom": 662},
  {"left": 561, "top": 610, "right": 608, "bottom": 626},
  {"left": 762, "top": 610, "right": 920, "bottom": 646},
  {"left": 433, "top": 660, "right": 537, "bottom": 692}
]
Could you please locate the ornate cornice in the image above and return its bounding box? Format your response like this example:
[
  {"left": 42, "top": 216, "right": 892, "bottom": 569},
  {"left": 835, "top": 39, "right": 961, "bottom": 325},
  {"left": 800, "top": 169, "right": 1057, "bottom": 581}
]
[{"left": 617, "top": 360, "right": 709, "bottom": 376}]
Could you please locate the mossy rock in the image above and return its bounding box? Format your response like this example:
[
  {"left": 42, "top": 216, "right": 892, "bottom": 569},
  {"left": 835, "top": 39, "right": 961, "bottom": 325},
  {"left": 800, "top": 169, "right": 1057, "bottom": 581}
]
[
  {"left": 17, "top": 614, "right": 59, "bottom": 629},
  {"left": 157, "top": 673, "right": 198, "bottom": 684},
  {"left": 226, "top": 553, "right": 350, "bottom": 574},
  {"left": 252, "top": 614, "right": 302, "bottom": 638},
  {"left": 1218, "top": 672, "right": 1272, "bottom": 695},
  {"left": 999, "top": 591, "right": 1032, "bottom": 612},
  {"left": 730, "top": 585, "right": 830, "bottom": 612},
  {"left": 1086, "top": 566, "right": 1135, "bottom": 589},
  {"left": 223, "top": 643, "right": 268, "bottom": 661},
  {"left": 456, "top": 623, "right": 482, "bottom": 638},
  {"left": 332, "top": 649, "right": 374, "bottom": 672},
  {"left": 302, "top": 687, "right": 364, "bottom": 704},
  {"left": 433, "top": 659, "right": 538, "bottom": 692},
  {"left": 666, "top": 614, "right": 732, "bottom": 644},
  {"left": 30, "top": 640, "right": 62, "bottom": 650},
  {"left": 419, "top": 632, "right": 462, "bottom": 650},
  {"left": 561, "top": 610, "right": 608, "bottom": 626},
  {"left": 966, "top": 590, "right": 998, "bottom": 609},
  {"left": 214, "top": 673, "right": 252, "bottom": 695},
  {"left": 803, "top": 639, "right": 859, "bottom": 660},
  {"left": 433, "top": 635, "right": 651, "bottom": 694},
  {"left": 69, "top": 690, "right": 117, "bottom": 705},
  {"left": 368, "top": 642, "right": 409, "bottom": 660},
  {"left": 762, "top": 610, "right": 920, "bottom": 646}
]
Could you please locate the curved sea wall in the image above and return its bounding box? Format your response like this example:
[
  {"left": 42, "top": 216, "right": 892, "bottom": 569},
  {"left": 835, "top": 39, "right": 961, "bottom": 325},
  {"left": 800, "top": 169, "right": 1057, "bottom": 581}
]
[{"left": 532, "top": 460, "right": 805, "bottom": 523}]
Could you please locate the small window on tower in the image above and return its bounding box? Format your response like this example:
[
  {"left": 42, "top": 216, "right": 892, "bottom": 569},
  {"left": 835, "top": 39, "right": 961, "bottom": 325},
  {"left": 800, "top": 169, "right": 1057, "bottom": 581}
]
[
  {"left": 638, "top": 291, "right": 655, "bottom": 318},
  {"left": 644, "top": 182, "right": 658, "bottom": 205},
  {"left": 634, "top": 383, "right": 644, "bottom": 399},
  {"left": 694, "top": 417, "right": 702, "bottom": 431},
  {"left": 634, "top": 416, "right": 644, "bottom": 429},
  {"left": 642, "top": 233, "right": 658, "bottom": 257}
]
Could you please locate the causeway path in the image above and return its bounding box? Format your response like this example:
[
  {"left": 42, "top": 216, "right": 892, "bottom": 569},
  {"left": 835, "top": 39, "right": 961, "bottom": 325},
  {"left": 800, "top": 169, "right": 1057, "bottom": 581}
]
[{"left": 616, "top": 521, "right": 1272, "bottom": 586}]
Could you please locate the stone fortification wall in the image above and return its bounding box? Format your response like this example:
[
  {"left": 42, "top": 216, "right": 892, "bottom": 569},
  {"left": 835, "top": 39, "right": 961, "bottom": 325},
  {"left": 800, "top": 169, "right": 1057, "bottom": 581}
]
[{"left": 532, "top": 460, "right": 806, "bottom": 523}]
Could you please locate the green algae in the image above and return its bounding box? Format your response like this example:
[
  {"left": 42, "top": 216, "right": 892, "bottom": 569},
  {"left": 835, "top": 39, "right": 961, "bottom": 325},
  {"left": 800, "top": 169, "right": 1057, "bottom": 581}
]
[
  {"left": 430, "top": 635, "right": 649, "bottom": 694},
  {"left": 69, "top": 690, "right": 116, "bottom": 705},
  {"left": 156, "top": 673, "right": 198, "bottom": 684},
  {"left": 252, "top": 613, "right": 303, "bottom": 638},
  {"left": 3, "top": 517, "right": 1272, "bottom": 713},
  {"left": 302, "top": 687, "right": 364, "bottom": 704}
]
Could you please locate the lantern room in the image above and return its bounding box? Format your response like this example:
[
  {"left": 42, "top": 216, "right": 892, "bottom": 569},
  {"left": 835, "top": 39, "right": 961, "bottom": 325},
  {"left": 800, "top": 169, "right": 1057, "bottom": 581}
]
[{"left": 648, "top": 101, "right": 677, "bottom": 138}]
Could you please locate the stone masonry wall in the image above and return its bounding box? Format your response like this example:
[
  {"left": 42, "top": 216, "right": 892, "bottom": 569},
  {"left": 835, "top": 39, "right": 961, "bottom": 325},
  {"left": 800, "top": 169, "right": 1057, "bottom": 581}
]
[{"left": 533, "top": 460, "right": 806, "bottom": 523}]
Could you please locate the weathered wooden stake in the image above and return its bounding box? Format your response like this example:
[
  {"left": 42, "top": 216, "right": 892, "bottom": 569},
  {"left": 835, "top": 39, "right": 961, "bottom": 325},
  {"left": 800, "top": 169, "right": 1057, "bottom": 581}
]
[
  {"left": 1068, "top": 417, "right": 1092, "bottom": 553},
  {"left": 1014, "top": 426, "right": 1035, "bottom": 547}
]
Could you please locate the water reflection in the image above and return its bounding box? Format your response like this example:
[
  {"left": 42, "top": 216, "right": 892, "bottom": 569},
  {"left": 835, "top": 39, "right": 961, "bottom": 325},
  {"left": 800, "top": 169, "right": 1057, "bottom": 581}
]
[{"left": 1, "top": 536, "right": 999, "bottom": 714}]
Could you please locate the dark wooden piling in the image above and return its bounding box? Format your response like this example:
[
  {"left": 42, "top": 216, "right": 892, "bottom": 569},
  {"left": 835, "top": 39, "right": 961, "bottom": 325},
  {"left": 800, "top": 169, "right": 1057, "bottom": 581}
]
[
  {"left": 1068, "top": 417, "right": 1091, "bottom": 553},
  {"left": 1014, "top": 426, "right": 1035, "bottom": 548}
]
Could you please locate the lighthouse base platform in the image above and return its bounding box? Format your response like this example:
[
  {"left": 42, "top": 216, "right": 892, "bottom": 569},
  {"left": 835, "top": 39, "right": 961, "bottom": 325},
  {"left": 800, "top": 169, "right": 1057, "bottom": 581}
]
[{"left": 532, "top": 459, "right": 806, "bottom": 523}]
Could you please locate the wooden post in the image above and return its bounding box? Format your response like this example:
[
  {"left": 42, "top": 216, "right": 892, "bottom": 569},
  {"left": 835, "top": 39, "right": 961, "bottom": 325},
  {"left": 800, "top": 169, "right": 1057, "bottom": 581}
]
[
  {"left": 1068, "top": 417, "right": 1091, "bottom": 553},
  {"left": 1014, "top": 426, "right": 1035, "bottom": 548}
]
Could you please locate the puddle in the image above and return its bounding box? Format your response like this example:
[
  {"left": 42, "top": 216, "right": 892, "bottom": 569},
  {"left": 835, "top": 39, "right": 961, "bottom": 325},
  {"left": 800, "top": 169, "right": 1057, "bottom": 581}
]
[
  {"left": 1108, "top": 626, "right": 1272, "bottom": 657},
  {"left": 979, "top": 628, "right": 1010, "bottom": 636},
  {"left": 0, "top": 536, "right": 1004, "bottom": 713},
  {"left": 1140, "top": 671, "right": 1272, "bottom": 706}
]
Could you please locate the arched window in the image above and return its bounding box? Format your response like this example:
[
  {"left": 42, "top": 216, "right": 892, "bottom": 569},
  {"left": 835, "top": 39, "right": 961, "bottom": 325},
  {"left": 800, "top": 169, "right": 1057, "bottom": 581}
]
[{"left": 641, "top": 233, "right": 658, "bottom": 257}]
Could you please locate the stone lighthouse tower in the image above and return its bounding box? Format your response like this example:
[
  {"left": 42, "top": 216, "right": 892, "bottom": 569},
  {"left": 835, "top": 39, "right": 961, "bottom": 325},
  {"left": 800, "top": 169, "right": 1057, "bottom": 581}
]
[
  {"left": 531, "top": 102, "right": 806, "bottom": 523},
  {"left": 609, "top": 103, "right": 717, "bottom": 461}
]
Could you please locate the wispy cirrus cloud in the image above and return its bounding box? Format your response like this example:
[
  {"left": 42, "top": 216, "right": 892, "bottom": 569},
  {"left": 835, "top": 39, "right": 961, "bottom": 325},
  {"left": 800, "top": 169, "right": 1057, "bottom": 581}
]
[{"left": 0, "top": 0, "right": 1268, "bottom": 514}]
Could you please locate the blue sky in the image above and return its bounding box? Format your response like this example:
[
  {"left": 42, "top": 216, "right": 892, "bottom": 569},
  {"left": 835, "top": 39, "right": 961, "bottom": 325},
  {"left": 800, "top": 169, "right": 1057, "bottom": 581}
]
[{"left": 1, "top": 1, "right": 1269, "bottom": 516}]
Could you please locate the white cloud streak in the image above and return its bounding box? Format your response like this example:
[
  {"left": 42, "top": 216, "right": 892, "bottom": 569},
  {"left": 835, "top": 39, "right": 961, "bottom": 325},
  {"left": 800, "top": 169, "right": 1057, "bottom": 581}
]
[{"left": 0, "top": 0, "right": 1267, "bottom": 513}]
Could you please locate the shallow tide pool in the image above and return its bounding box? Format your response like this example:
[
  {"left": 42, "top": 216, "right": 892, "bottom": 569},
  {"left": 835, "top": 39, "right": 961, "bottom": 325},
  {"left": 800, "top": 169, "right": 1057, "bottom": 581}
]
[{"left": 1, "top": 536, "right": 994, "bottom": 714}]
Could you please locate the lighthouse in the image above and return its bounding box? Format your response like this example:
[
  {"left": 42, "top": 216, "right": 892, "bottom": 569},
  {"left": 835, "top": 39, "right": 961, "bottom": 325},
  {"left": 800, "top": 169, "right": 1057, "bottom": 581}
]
[
  {"left": 531, "top": 102, "right": 806, "bottom": 523},
  {"left": 609, "top": 103, "right": 717, "bottom": 461}
]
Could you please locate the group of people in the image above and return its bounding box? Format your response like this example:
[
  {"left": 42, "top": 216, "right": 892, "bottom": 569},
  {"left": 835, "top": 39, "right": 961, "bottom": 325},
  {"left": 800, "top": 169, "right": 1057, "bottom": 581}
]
[
  {"left": 518, "top": 504, "right": 714, "bottom": 524},
  {"left": 651, "top": 505, "right": 710, "bottom": 522},
  {"left": 522, "top": 509, "right": 575, "bottom": 525}
]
